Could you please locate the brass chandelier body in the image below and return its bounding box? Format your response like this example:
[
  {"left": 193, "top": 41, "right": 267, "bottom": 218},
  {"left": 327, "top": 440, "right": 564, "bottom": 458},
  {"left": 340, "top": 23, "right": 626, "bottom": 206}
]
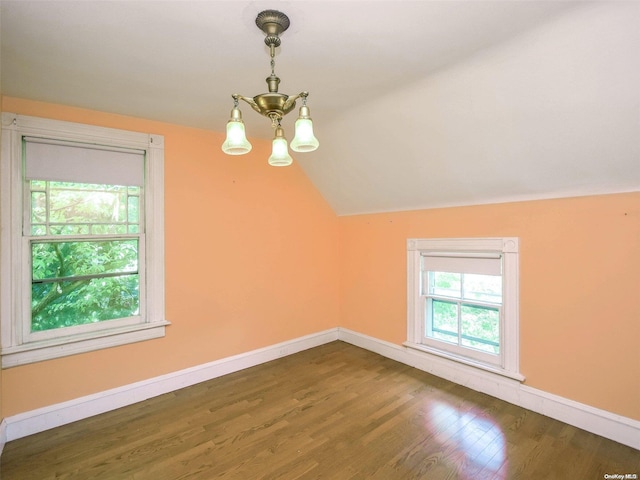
[
  {"left": 237, "top": 11, "right": 303, "bottom": 123},
  {"left": 222, "top": 10, "right": 319, "bottom": 166}
]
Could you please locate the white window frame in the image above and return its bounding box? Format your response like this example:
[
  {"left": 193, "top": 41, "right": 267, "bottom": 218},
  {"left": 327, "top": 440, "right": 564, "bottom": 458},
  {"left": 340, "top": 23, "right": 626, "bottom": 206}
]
[
  {"left": 1, "top": 113, "right": 169, "bottom": 368},
  {"left": 406, "top": 237, "right": 523, "bottom": 381}
]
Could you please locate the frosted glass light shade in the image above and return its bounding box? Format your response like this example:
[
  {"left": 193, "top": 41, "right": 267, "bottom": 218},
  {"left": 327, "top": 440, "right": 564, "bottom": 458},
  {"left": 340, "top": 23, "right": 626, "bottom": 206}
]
[
  {"left": 290, "top": 103, "right": 319, "bottom": 153},
  {"left": 291, "top": 118, "right": 319, "bottom": 152},
  {"left": 222, "top": 120, "right": 252, "bottom": 155},
  {"left": 222, "top": 106, "right": 252, "bottom": 155},
  {"left": 268, "top": 135, "right": 293, "bottom": 167}
]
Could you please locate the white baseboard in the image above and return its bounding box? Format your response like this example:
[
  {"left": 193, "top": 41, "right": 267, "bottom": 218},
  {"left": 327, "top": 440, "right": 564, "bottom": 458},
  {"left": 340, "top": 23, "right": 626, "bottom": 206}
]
[
  {"left": 0, "top": 419, "right": 7, "bottom": 457},
  {"left": 337, "top": 327, "right": 640, "bottom": 451},
  {"left": 2, "top": 328, "right": 339, "bottom": 444},
  {"left": 2, "top": 327, "right": 638, "bottom": 453}
]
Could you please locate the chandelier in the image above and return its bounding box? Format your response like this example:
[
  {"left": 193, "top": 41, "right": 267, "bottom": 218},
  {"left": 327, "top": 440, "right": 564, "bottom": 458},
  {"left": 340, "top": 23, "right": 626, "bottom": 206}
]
[{"left": 221, "top": 10, "right": 319, "bottom": 166}]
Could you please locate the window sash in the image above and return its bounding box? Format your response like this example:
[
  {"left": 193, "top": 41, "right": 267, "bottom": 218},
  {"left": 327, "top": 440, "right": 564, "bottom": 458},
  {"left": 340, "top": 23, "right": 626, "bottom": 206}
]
[
  {"left": 425, "top": 270, "right": 502, "bottom": 304},
  {"left": 424, "top": 296, "right": 502, "bottom": 364},
  {"left": 24, "top": 233, "right": 147, "bottom": 343},
  {"left": 28, "top": 181, "right": 142, "bottom": 237},
  {"left": 423, "top": 267, "right": 503, "bottom": 363},
  {"left": 425, "top": 297, "right": 502, "bottom": 350}
]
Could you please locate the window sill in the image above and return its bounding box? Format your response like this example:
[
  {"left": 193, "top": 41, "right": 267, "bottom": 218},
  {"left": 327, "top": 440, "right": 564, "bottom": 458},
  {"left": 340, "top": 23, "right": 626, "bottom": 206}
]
[
  {"left": 1, "top": 320, "right": 170, "bottom": 368},
  {"left": 403, "top": 341, "right": 525, "bottom": 382}
]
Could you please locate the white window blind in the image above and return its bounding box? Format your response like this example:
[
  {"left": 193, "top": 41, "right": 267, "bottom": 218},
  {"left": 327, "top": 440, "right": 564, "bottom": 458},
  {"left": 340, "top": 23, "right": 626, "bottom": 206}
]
[
  {"left": 421, "top": 253, "right": 502, "bottom": 276},
  {"left": 24, "top": 137, "right": 145, "bottom": 186}
]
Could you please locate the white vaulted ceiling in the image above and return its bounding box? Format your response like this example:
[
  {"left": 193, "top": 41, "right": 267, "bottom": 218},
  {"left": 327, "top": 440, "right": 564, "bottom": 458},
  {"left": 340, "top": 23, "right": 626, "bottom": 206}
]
[{"left": 2, "top": 1, "right": 639, "bottom": 215}]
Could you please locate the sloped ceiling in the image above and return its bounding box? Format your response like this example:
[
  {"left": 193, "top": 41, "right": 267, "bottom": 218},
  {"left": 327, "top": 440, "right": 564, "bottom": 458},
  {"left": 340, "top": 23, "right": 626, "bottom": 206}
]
[{"left": 2, "top": 1, "right": 639, "bottom": 215}]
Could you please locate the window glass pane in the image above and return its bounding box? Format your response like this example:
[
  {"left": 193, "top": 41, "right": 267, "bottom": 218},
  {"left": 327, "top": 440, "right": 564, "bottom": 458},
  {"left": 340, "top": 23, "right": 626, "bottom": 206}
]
[
  {"left": 31, "top": 239, "right": 139, "bottom": 332},
  {"left": 29, "top": 181, "right": 140, "bottom": 236},
  {"left": 31, "top": 192, "right": 46, "bottom": 224},
  {"left": 48, "top": 182, "right": 127, "bottom": 224},
  {"left": 127, "top": 195, "right": 139, "bottom": 223},
  {"left": 428, "top": 299, "right": 458, "bottom": 344},
  {"left": 31, "top": 225, "right": 47, "bottom": 236},
  {"left": 428, "top": 271, "right": 461, "bottom": 298},
  {"left": 32, "top": 240, "right": 138, "bottom": 281},
  {"left": 31, "top": 274, "right": 139, "bottom": 332},
  {"left": 461, "top": 304, "right": 500, "bottom": 354},
  {"left": 463, "top": 274, "right": 502, "bottom": 304}
]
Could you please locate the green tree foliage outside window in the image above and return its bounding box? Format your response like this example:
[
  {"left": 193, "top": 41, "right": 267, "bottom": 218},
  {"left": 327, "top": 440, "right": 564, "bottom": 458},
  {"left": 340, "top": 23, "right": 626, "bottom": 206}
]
[
  {"left": 29, "top": 181, "right": 141, "bottom": 332},
  {"left": 427, "top": 272, "right": 502, "bottom": 354}
]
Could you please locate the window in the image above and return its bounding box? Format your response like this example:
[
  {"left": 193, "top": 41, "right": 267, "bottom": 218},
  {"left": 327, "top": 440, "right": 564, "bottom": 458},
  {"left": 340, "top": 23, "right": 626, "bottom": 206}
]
[
  {"left": 1, "top": 113, "right": 168, "bottom": 367},
  {"left": 406, "top": 238, "right": 522, "bottom": 380}
]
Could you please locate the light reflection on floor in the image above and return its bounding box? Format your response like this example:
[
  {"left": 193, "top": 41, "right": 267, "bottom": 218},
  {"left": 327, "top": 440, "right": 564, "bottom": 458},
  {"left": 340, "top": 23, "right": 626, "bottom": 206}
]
[{"left": 428, "top": 401, "right": 507, "bottom": 478}]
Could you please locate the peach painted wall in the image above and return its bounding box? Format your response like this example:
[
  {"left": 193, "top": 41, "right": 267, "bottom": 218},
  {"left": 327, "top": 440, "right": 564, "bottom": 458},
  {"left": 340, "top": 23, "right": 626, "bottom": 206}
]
[
  {"left": 1, "top": 96, "right": 638, "bottom": 426},
  {"left": 0, "top": 97, "right": 341, "bottom": 417},
  {"left": 339, "top": 193, "right": 640, "bottom": 420}
]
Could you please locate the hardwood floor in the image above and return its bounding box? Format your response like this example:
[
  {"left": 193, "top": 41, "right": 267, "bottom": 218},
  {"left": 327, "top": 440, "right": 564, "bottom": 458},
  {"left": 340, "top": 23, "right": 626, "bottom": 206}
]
[{"left": 2, "top": 341, "right": 638, "bottom": 479}]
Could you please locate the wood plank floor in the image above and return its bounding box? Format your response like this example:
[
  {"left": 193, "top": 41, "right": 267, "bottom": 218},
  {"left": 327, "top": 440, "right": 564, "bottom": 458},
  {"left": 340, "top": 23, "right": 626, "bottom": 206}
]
[{"left": 2, "top": 341, "right": 638, "bottom": 479}]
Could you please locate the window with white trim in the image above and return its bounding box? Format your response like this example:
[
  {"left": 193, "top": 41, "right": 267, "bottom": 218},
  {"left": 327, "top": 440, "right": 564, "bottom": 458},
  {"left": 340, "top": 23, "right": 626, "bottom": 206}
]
[
  {"left": 406, "top": 238, "right": 522, "bottom": 380},
  {"left": 1, "top": 113, "right": 168, "bottom": 367}
]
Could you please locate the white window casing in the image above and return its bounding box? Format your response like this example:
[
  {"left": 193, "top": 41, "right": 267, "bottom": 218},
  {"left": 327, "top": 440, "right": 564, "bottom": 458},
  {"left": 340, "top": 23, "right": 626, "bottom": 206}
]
[
  {"left": 1, "top": 113, "right": 169, "bottom": 368},
  {"left": 406, "top": 237, "right": 524, "bottom": 381}
]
